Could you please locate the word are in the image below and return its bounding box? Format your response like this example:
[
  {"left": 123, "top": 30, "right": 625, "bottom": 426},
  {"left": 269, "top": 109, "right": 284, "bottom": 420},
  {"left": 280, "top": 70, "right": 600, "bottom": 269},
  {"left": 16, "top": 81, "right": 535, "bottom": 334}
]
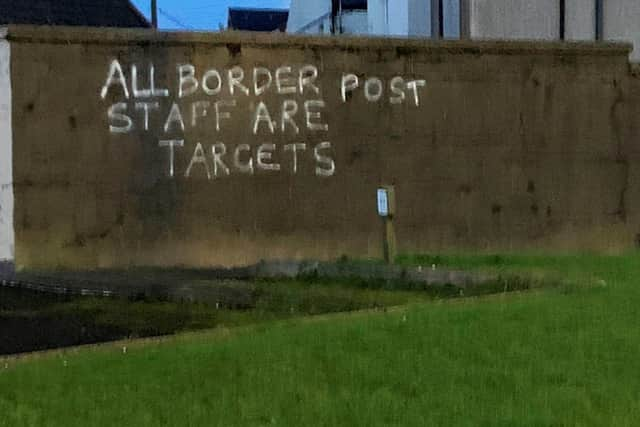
[
  {"left": 159, "top": 140, "right": 336, "bottom": 179},
  {"left": 341, "top": 74, "right": 426, "bottom": 106},
  {"left": 100, "top": 60, "right": 322, "bottom": 100}
]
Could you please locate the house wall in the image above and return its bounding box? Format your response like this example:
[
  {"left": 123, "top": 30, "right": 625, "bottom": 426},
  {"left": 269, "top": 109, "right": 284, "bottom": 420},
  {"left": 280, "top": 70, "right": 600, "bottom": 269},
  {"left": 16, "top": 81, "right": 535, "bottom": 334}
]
[
  {"left": 469, "top": 0, "right": 560, "bottom": 40},
  {"left": 287, "top": 0, "right": 367, "bottom": 35},
  {"left": 604, "top": 0, "right": 640, "bottom": 62},
  {"left": 442, "top": 0, "right": 461, "bottom": 38},
  {"left": 388, "top": 1, "right": 410, "bottom": 36},
  {"left": 289, "top": 0, "right": 640, "bottom": 63},
  {"left": 3, "top": 27, "right": 640, "bottom": 271},
  {"left": 341, "top": 10, "right": 368, "bottom": 34},
  {"left": 287, "top": 0, "right": 330, "bottom": 33},
  {"left": 466, "top": 0, "right": 640, "bottom": 61},
  {"left": 408, "top": 0, "right": 431, "bottom": 36},
  {"left": 0, "top": 33, "right": 14, "bottom": 276},
  {"left": 369, "top": 0, "right": 460, "bottom": 38},
  {"left": 368, "top": 0, "right": 412, "bottom": 36},
  {"left": 295, "top": 16, "right": 332, "bottom": 35},
  {"left": 368, "top": 0, "right": 388, "bottom": 35},
  {"left": 565, "top": 0, "right": 596, "bottom": 41}
]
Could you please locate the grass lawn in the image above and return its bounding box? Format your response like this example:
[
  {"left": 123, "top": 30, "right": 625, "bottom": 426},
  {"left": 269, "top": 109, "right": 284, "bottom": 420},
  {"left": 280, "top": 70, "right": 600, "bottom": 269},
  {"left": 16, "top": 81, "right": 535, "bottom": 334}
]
[{"left": 1, "top": 254, "right": 640, "bottom": 426}]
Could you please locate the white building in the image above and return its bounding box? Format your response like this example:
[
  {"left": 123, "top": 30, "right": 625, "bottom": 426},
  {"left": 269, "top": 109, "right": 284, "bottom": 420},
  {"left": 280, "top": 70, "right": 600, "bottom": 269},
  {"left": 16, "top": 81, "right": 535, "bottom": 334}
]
[
  {"left": 287, "top": 0, "right": 640, "bottom": 61},
  {"left": 287, "top": 0, "right": 368, "bottom": 35}
]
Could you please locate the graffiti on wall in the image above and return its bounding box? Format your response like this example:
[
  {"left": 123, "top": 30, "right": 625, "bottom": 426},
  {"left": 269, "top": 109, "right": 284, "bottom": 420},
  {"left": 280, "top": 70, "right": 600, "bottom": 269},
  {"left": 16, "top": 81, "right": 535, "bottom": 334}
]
[{"left": 99, "top": 60, "right": 425, "bottom": 179}]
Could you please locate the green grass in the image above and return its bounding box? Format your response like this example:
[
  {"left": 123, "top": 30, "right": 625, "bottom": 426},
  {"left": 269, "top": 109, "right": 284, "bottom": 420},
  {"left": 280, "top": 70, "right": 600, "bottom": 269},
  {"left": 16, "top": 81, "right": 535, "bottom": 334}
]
[
  {"left": 2, "top": 254, "right": 640, "bottom": 426},
  {"left": 58, "top": 279, "right": 433, "bottom": 328}
]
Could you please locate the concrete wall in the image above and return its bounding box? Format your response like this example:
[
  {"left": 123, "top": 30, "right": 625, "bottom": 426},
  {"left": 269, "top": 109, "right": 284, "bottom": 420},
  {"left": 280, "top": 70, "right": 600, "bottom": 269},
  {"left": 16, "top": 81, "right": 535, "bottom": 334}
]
[
  {"left": 2, "top": 26, "right": 639, "bottom": 270},
  {"left": 604, "top": 0, "right": 640, "bottom": 62},
  {"left": 0, "top": 31, "right": 14, "bottom": 274},
  {"left": 469, "top": 0, "right": 560, "bottom": 40}
]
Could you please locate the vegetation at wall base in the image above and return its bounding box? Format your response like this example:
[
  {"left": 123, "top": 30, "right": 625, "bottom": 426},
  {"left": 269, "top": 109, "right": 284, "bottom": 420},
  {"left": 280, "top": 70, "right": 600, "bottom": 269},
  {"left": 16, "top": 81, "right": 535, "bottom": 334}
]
[
  {"left": 2, "top": 258, "right": 549, "bottom": 356},
  {"left": 0, "top": 280, "right": 424, "bottom": 356},
  {"left": 2, "top": 254, "right": 639, "bottom": 425}
]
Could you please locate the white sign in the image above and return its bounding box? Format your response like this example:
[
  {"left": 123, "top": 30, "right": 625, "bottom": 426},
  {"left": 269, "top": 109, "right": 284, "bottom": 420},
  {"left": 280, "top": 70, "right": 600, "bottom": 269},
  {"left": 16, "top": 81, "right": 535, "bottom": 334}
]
[{"left": 377, "top": 189, "right": 389, "bottom": 217}]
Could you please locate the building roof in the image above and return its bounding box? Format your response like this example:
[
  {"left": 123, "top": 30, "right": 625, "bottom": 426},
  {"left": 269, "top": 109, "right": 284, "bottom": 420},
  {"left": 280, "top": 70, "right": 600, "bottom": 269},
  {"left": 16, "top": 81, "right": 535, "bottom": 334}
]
[
  {"left": 228, "top": 8, "right": 289, "bottom": 32},
  {"left": 0, "top": 0, "right": 151, "bottom": 28}
]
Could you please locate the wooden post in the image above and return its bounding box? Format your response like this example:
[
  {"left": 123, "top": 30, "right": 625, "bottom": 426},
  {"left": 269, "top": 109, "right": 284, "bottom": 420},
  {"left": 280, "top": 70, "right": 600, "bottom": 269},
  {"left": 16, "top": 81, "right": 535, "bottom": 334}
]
[
  {"left": 378, "top": 185, "right": 397, "bottom": 264},
  {"left": 151, "top": 0, "right": 158, "bottom": 29}
]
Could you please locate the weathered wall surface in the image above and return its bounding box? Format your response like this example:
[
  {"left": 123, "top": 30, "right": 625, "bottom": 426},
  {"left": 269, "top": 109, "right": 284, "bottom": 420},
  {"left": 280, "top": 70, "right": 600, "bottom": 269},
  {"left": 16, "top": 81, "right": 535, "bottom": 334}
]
[
  {"left": 0, "top": 32, "right": 14, "bottom": 275},
  {"left": 4, "top": 27, "right": 640, "bottom": 269}
]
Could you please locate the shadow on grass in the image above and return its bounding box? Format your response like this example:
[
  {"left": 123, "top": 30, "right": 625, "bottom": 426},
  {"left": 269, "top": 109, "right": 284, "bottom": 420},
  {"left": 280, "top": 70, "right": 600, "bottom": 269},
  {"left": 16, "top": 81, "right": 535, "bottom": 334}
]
[{"left": 2, "top": 262, "right": 557, "bottom": 356}]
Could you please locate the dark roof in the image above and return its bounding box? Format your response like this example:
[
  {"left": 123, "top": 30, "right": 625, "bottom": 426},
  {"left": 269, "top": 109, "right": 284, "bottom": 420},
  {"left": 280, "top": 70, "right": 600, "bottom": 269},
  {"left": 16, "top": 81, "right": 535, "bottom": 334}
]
[
  {"left": 342, "top": 0, "right": 367, "bottom": 10},
  {"left": 0, "top": 0, "right": 151, "bottom": 28},
  {"left": 228, "top": 8, "right": 289, "bottom": 32}
]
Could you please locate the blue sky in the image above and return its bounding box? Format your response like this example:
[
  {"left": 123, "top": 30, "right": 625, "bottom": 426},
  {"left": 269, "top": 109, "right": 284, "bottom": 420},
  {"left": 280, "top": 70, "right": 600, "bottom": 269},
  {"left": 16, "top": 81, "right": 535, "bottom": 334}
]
[{"left": 131, "top": 0, "right": 291, "bottom": 30}]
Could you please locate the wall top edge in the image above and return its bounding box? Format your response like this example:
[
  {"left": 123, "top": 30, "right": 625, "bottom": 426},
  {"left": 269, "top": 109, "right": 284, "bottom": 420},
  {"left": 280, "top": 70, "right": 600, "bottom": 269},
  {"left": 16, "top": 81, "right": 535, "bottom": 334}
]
[{"left": 2, "top": 25, "right": 633, "bottom": 57}]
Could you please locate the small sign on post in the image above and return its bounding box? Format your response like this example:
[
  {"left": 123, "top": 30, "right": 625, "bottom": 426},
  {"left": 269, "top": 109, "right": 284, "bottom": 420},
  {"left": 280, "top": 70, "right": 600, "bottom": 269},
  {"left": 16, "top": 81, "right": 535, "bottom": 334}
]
[
  {"left": 377, "top": 185, "right": 397, "bottom": 264},
  {"left": 377, "top": 189, "right": 389, "bottom": 217}
]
